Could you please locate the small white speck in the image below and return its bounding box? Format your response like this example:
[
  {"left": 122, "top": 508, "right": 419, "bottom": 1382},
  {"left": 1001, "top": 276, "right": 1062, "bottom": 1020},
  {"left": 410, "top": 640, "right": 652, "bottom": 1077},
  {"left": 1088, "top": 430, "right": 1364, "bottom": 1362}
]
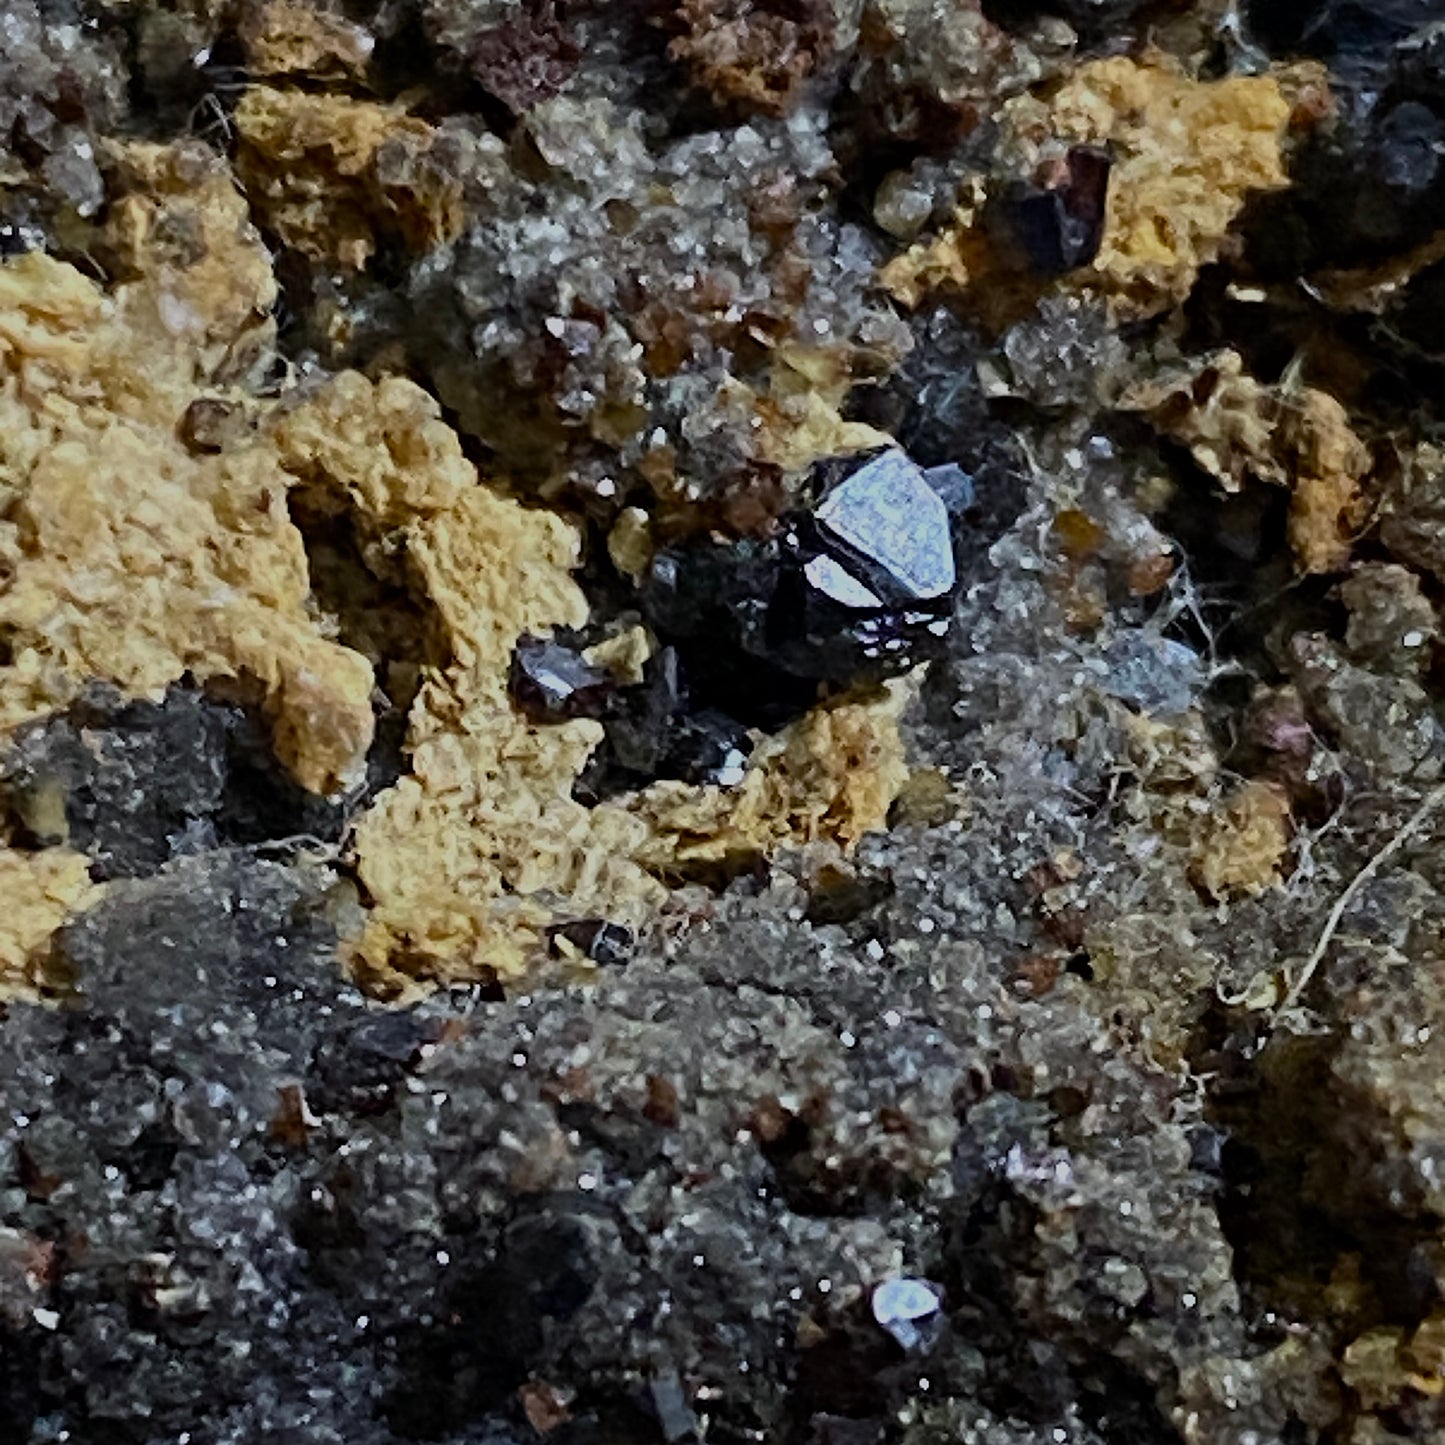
[
  {"left": 578, "top": 1172, "right": 598, "bottom": 1192},
  {"left": 818, "top": 1278, "right": 832, "bottom": 1294},
  {"left": 714, "top": 749, "right": 748, "bottom": 786},
  {"left": 883, "top": 1010, "right": 901, "bottom": 1028},
  {"left": 356, "top": 1315, "right": 370, "bottom": 1330},
  {"left": 437, "top": 1251, "right": 450, "bottom": 1266},
  {"left": 871, "top": 1277, "right": 942, "bottom": 1350},
  {"left": 511, "top": 1052, "right": 527, "bottom": 1067},
  {"left": 839, "top": 1031, "right": 856, "bottom": 1048},
  {"left": 32, "top": 1308, "right": 59, "bottom": 1331},
  {"left": 693, "top": 1254, "right": 706, "bottom": 1267}
]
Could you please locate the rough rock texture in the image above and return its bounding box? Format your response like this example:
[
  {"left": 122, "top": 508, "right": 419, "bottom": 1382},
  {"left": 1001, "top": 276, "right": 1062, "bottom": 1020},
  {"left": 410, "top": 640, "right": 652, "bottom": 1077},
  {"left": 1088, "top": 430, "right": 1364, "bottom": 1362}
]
[
  {"left": 5, "top": 0, "right": 1445, "bottom": 1441},
  {"left": 0, "top": 0, "right": 127, "bottom": 247},
  {"left": 401, "top": 97, "right": 910, "bottom": 508},
  {"left": 238, "top": 0, "right": 377, "bottom": 79},
  {"left": 881, "top": 59, "right": 1308, "bottom": 317},
  {"left": 1122, "top": 349, "right": 1374, "bottom": 573},
  {"left": 235, "top": 88, "right": 464, "bottom": 270},
  {"left": 0, "top": 846, "right": 95, "bottom": 996},
  {"left": 0, "top": 221, "right": 376, "bottom": 795}
]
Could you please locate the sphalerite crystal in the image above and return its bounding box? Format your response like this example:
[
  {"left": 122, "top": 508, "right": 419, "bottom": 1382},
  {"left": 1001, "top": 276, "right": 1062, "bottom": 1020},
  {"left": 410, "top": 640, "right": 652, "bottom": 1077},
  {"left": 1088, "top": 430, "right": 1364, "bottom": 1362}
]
[
  {"left": 984, "top": 146, "right": 1112, "bottom": 276},
  {"left": 641, "top": 448, "right": 969, "bottom": 703},
  {"left": 516, "top": 448, "right": 971, "bottom": 798},
  {"left": 509, "top": 634, "right": 617, "bottom": 721}
]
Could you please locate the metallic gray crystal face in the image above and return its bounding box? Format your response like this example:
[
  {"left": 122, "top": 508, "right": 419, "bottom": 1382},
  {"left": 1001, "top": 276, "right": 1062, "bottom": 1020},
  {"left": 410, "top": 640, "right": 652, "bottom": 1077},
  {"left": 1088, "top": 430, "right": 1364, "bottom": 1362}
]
[
  {"left": 871, "top": 1276, "right": 944, "bottom": 1352},
  {"left": 814, "top": 450, "right": 957, "bottom": 604},
  {"left": 803, "top": 552, "right": 885, "bottom": 610}
]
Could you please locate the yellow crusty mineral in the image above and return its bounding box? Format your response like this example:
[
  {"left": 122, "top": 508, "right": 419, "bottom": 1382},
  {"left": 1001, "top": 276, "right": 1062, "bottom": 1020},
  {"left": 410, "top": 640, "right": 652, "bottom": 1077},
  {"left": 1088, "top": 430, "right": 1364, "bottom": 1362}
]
[
  {"left": 269, "top": 369, "right": 475, "bottom": 529},
  {"left": 877, "top": 177, "right": 994, "bottom": 311},
  {"left": 0, "top": 848, "right": 98, "bottom": 999},
  {"left": 99, "top": 139, "right": 281, "bottom": 386},
  {"left": 239, "top": 0, "right": 376, "bottom": 79},
  {"left": 0, "top": 268, "right": 373, "bottom": 793},
  {"left": 1189, "top": 780, "right": 1293, "bottom": 901},
  {"left": 1041, "top": 57, "right": 1296, "bottom": 313},
  {"left": 753, "top": 346, "right": 895, "bottom": 473},
  {"left": 0, "top": 142, "right": 912, "bottom": 992},
  {"left": 883, "top": 59, "right": 1302, "bottom": 318},
  {"left": 0, "top": 240, "right": 376, "bottom": 795},
  {"left": 342, "top": 475, "right": 665, "bottom": 992},
  {"left": 1121, "top": 350, "right": 1371, "bottom": 573},
  {"left": 235, "top": 87, "right": 464, "bottom": 270},
  {"left": 268, "top": 373, "right": 662, "bottom": 1002},
  {"left": 629, "top": 679, "right": 913, "bottom": 872}
]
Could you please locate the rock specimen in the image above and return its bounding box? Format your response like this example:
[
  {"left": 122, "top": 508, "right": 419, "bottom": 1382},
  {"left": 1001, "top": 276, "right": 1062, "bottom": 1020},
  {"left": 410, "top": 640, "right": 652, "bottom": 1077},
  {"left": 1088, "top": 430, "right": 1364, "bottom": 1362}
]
[
  {"left": 3, "top": 0, "right": 1445, "bottom": 1441},
  {"left": 235, "top": 88, "right": 464, "bottom": 269},
  {"left": 0, "top": 139, "right": 920, "bottom": 994}
]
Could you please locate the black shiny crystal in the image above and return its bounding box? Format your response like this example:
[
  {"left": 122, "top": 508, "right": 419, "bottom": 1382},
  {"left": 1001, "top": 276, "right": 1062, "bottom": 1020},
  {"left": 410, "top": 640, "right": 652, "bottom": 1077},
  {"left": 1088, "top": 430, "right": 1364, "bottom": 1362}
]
[
  {"left": 573, "top": 645, "right": 755, "bottom": 800},
  {"left": 986, "top": 146, "right": 1111, "bottom": 276},
  {"left": 514, "top": 450, "right": 967, "bottom": 801},
  {"left": 509, "top": 634, "right": 618, "bottom": 721},
  {"left": 548, "top": 919, "right": 636, "bottom": 966},
  {"left": 641, "top": 447, "right": 967, "bottom": 697}
]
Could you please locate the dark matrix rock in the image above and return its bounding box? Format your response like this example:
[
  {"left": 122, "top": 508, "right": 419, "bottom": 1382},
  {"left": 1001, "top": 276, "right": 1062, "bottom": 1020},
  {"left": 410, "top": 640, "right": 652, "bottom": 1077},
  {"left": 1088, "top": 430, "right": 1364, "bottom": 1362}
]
[
  {"left": 0, "top": 686, "right": 351, "bottom": 879},
  {"left": 0, "top": 836, "right": 1262, "bottom": 1445}
]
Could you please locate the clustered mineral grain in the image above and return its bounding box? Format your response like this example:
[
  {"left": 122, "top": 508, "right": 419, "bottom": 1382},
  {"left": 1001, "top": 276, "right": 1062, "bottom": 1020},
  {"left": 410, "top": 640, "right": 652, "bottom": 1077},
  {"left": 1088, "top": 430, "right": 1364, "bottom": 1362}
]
[{"left": 3, "top": 1, "right": 1445, "bottom": 1442}]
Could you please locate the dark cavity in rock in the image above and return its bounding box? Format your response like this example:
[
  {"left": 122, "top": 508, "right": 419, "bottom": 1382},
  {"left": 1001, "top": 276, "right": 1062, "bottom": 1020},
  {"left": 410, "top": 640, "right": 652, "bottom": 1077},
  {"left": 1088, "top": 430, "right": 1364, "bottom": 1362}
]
[
  {"left": 0, "top": 685, "right": 368, "bottom": 880},
  {"left": 985, "top": 146, "right": 1111, "bottom": 277}
]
